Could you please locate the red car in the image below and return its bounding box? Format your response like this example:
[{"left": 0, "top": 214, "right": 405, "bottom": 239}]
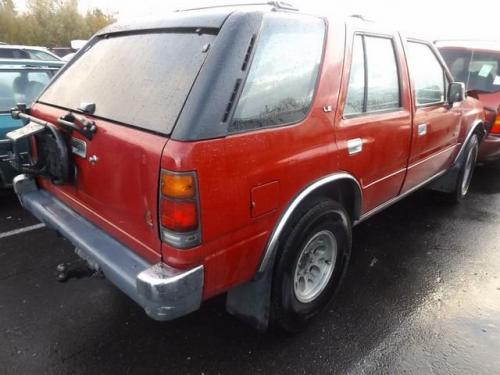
[
  {"left": 437, "top": 41, "right": 500, "bottom": 161},
  {"left": 7, "top": 4, "right": 485, "bottom": 332}
]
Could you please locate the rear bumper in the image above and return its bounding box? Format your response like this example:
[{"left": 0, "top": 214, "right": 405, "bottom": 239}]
[
  {"left": 13, "top": 174, "right": 204, "bottom": 321},
  {"left": 479, "top": 134, "right": 500, "bottom": 162}
]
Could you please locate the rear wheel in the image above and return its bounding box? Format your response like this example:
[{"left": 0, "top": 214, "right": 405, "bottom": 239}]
[{"left": 270, "top": 200, "right": 351, "bottom": 333}]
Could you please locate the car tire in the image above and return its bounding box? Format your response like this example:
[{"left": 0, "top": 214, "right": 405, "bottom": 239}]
[
  {"left": 270, "top": 199, "right": 351, "bottom": 333},
  {"left": 449, "top": 134, "right": 479, "bottom": 202}
]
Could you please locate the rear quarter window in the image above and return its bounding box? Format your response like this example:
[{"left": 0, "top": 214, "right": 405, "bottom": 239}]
[
  {"left": 39, "top": 31, "right": 215, "bottom": 135},
  {"left": 230, "top": 15, "right": 325, "bottom": 133}
]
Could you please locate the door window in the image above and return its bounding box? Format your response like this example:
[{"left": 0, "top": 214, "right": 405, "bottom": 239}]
[
  {"left": 344, "top": 35, "right": 401, "bottom": 116},
  {"left": 407, "top": 42, "right": 447, "bottom": 105}
]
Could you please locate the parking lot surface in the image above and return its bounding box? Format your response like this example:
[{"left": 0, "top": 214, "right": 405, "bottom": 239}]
[{"left": 1, "top": 162, "right": 500, "bottom": 375}]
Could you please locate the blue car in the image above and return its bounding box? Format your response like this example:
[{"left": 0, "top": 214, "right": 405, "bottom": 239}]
[{"left": 0, "top": 59, "right": 63, "bottom": 188}]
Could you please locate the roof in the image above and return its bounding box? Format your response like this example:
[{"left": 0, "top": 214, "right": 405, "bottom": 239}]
[
  {"left": 0, "top": 58, "right": 64, "bottom": 69},
  {"left": 0, "top": 45, "right": 62, "bottom": 60},
  {"left": 97, "top": 3, "right": 300, "bottom": 35},
  {"left": 96, "top": 4, "right": 413, "bottom": 46},
  {"left": 435, "top": 40, "right": 500, "bottom": 53},
  {"left": 0, "top": 44, "right": 51, "bottom": 51}
]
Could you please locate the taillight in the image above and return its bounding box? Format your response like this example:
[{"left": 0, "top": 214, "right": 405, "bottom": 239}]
[
  {"left": 159, "top": 170, "right": 201, "bottom": 249},
  {"left": 491, "top": 112, "right": 500, "bottom": 134}
]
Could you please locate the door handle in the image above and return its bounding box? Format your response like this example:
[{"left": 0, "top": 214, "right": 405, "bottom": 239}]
[
  {"left": 417, "top": 123, "right": 427, "bottom": 136},
  {"left": 347, "top": 138, "right": 363, "bottom": 155}
]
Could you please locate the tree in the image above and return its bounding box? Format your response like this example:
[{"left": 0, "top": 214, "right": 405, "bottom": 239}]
[
  {"left": 0, "top": 0, "right": 20, "bottom": 43},
  {"left": 0, "top": 0, "right": 115, "bottom": 47}
]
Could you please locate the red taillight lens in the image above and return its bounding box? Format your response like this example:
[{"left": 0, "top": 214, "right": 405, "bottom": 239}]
[
  {"left": 159, "top": 170, "right": 201, "bottom": 249},
  {"left": 160, "top": 199, "right": 198, "bottom": 232},
  {"left": 491, "top": 113, "right": 500, "bottom": 134}
]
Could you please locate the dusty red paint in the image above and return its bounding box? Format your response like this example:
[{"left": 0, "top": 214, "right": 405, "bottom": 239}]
[{"left": 29, "top": 19, "right": 484, "bottom": 301}]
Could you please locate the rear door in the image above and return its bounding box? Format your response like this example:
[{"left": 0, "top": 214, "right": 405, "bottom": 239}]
[
  {"left": 336, "top": 31, "right": 412, "bottom": 212},
  {"left": 32, "top": 30, "right": 216, "bottom": 261},
  {"left": 402, "top": 41, "right": 461, "bottom": 192}
]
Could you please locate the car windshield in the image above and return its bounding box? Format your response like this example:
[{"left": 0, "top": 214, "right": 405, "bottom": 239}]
[
  {"left": 39, "top": 31, "right": 215, "bottom": 135},
  {"left": 0, "top": 70, "right": 52, "bottom": 112},
  {"left": 440, "top": 48, "right": 500, "bottom": 93}
]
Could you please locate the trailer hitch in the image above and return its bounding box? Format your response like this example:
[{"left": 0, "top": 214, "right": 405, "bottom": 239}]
[{"left": 55, "top": 260, "right": 104, "bottom": 283}]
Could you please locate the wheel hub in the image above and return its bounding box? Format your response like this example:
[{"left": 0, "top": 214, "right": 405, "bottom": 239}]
[{"left": 293, "top": 230, "right": 337, "bottom": 303}]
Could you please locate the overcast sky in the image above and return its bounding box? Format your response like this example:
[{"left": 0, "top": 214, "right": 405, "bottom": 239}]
[{"left": 13, "top": 0, "right": 500, "bottom": 40}]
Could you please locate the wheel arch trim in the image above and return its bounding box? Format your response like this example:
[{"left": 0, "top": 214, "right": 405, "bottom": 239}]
[
  {"left": 454, "top": 119, "right": 485, "bottom": 165},
  {"left": 257, "top": 172, "right": 362, "bottom": 275}
]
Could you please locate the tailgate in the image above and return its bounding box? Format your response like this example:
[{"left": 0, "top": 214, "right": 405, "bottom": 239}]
[
  {"left": 32, "top": 103, "right": 167, "bottom": 262},
  {"left": 20, "top": 29, "right": 217, "bottom": 261}
]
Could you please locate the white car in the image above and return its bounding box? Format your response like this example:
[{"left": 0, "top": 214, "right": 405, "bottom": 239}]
[{"left": 0, "top": 45, "right": 61, "bottom": 61}]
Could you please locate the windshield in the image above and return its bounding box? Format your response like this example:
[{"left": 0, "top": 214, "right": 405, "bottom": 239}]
[
  {"left": 0, "top": 70, "right": 52, "bottom": 112},
  {"left": 439, "top": 48, "right": 500, "bottom": 93},
  {"left": 40, "top": 31, "right": 215, "bottom": 135}
]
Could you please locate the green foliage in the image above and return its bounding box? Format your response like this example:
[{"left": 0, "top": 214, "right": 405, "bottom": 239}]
[{"left": 0, "top": 0, "right": 115, "bottom": 47}]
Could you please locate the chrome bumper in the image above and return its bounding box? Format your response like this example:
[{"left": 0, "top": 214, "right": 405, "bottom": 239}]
[{"left": 13, "top": 174, "right": 204, "bottom": 321}]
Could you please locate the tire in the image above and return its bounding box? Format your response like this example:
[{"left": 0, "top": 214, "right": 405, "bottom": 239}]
[
  {"left": 449, "top": 134, "right": 479, "bottom": 202},
  {"left": 270, "top": 199, "right": 351, "bottom": 333}
]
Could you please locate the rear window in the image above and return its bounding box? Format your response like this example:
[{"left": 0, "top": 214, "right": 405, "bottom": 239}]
[
  {"left": 230, "top": 15, "right": 325, "bottom": 132},
  {"left": 40, "top": 31, "right": 215, "bottom": 134},
  {"left": 0, "top": 70, "right": 52, "bottom": 112},
  {"left": 439, "top": 48, "right": 500, "bottom": 93}
]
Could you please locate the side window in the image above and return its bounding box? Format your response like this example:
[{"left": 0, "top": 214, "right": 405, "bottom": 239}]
[
  {"left": 344, "top": 35, "right": 365, "bottom": 115},
  {"left": 230, "top": 15, "right": 325, "bottom": 132},
  {"left": 365, "top": 37, "right": 400, "bottom": 112},
  {"left": 0, "top": 71, "right": 51, "bottom": 111},
  {"left": 407, "top": 42, "right": 446, "bottom": 105},
  {"left": 344, "top": 34, "right": 401, "bottom": 117}
]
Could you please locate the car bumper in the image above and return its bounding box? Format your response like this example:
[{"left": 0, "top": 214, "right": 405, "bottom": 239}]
[
  {"left": 479, "top": 133, "right": 500, "bottom": 162},
  {"left": 13, "top": 174, "right": 204, "bottom": 321}
]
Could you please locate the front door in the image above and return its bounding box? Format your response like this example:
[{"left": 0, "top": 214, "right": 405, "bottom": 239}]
[{"left": 402, "top": 41, "right": 461, "bottom": 192}]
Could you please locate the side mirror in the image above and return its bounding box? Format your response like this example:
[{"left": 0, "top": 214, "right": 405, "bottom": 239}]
[{"left": 448, "top": 82, "right": 465, "bottom": 106}]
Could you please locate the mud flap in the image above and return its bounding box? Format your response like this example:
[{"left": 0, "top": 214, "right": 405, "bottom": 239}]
[
  {"left": 429, "top": 126, "right": 484, "bottom": 193},
  {"left": 226, "top": 250, "right": 278, "bottom": 332},
  {"left": 428, "top": 164, "right": 461, "bottom": 193}
]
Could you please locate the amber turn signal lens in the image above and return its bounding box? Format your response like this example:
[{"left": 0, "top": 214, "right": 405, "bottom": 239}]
[
  {"left": 491, "top": 115, "right": 500, "bottom": 134},
  {"left": 161, "top": 173, "right": 195, "bottom": 199},
  {"left": 160, "top": 199, "right": 198, "bottom": 232}
]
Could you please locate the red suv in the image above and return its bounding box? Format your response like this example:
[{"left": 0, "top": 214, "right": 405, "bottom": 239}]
[
  {"left": 7, "top": 4, "right": 485, "bottom": 332},
  {"left": 437, "top": 41, "right": 500, "bottom": 161}
]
